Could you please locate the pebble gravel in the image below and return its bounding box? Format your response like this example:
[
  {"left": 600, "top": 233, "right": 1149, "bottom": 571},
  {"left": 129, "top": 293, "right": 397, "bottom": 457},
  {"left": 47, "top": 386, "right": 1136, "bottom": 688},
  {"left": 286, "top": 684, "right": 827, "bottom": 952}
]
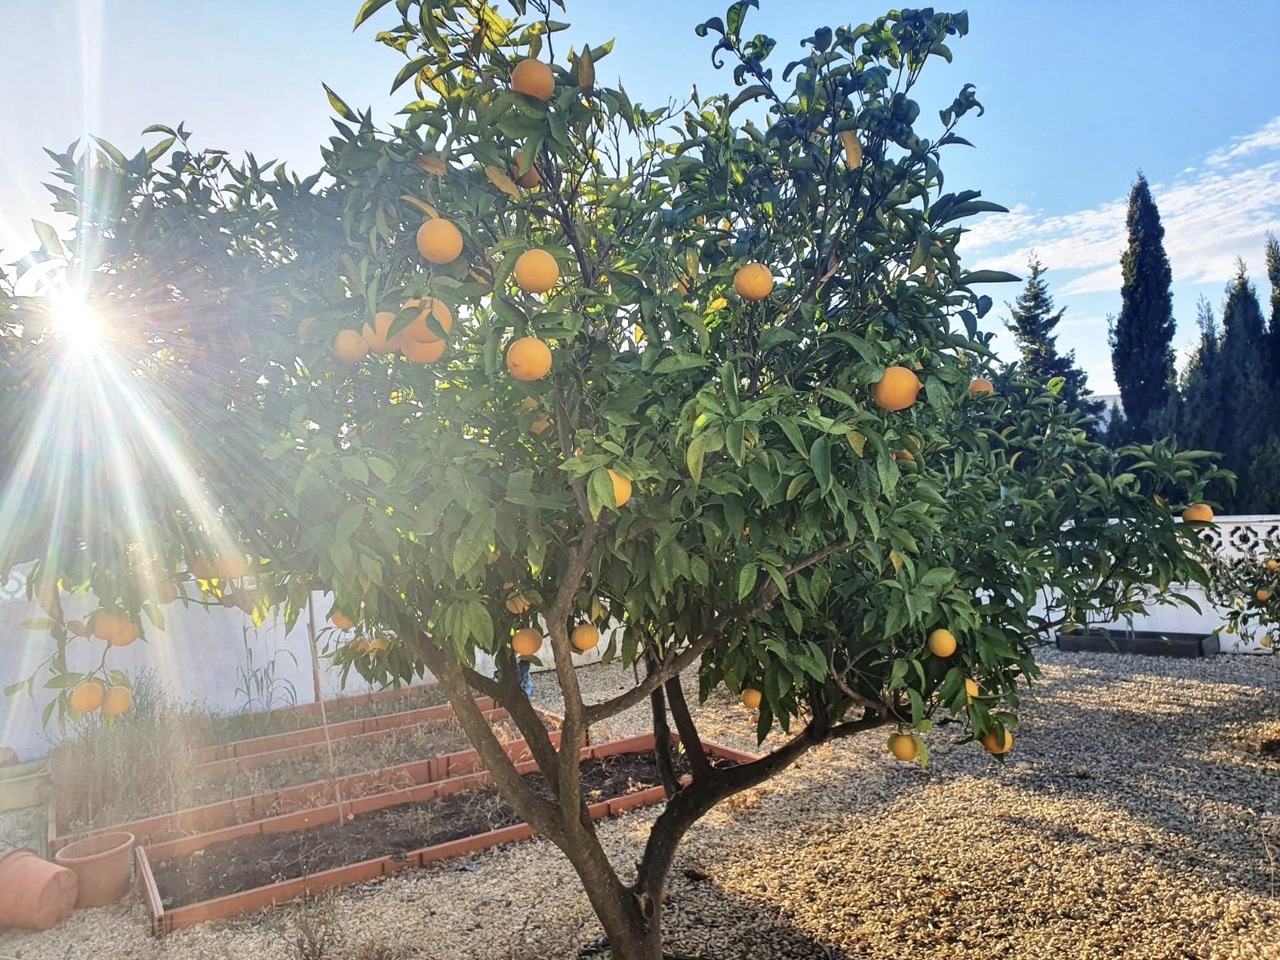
[{"left": 0, "top": 648, "right": 1276, "bottom": 960}]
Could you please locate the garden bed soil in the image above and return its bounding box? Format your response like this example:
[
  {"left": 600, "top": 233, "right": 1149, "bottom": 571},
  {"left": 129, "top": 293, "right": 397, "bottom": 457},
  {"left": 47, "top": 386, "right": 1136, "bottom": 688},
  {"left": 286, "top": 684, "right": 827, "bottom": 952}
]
[
  {"left": 137, "top": 736, "right": 756, "bottom": 932},
  {"left": 150, "top": 749, "right": 677, "bottom": 908}
]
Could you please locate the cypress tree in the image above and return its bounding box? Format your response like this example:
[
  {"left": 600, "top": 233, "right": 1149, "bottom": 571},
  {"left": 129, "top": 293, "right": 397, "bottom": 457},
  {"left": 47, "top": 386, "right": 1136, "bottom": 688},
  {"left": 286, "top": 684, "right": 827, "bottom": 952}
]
[
  {"left": 1266, "top": 231, "right": 1280, "bottom": 371},
  {"left": 1109, "top": 172, "right": 1176, "bottom": 438},
  {"left": 1006, "top": 255, "right": 1104, "bottom": 427}
]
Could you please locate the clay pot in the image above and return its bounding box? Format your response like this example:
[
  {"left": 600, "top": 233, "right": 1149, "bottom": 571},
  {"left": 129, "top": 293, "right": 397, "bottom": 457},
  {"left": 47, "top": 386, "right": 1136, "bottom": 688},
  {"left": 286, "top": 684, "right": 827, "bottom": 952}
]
[
  {"left": 53, "top": 832, "right": 135, "bottom": 907},
  {"left": 0, "top": 760, "right": 48, "bottom": 812},
  {"left": 0, "top": 849, "right": 79, "bottom": 930}
]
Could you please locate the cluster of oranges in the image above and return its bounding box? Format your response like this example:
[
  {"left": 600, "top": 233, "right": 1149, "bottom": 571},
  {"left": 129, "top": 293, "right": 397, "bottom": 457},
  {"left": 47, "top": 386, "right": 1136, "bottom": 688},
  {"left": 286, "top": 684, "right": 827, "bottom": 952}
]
[{"left": 511, "top": 621, "right": 602, "bottom": 658}]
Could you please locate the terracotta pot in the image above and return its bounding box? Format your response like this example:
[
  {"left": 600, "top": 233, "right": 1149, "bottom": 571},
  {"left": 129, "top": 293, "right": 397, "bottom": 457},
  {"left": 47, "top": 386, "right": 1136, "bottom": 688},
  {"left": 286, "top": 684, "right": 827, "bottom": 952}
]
[
  {"left": 0, "top": 760, "right": 49, "bottom": 812},
  {"left": 0, "top": 849, "right": 79, "bottom": 931},
  {"left": 54, "top": 832, "right": 135, "bottom": 907}
]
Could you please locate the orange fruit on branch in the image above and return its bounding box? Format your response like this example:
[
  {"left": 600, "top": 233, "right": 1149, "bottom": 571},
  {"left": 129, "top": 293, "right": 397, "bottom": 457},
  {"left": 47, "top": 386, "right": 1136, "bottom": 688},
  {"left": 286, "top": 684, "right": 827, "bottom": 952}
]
[
  {"left": 329, "top": 611, "right": 356, "bottom": 631},
  {"left": 511, "top": 58, "right": 555, "bottom": 101},
  {"left": 398, "top": 299, "right": 453, "bottom": 344},
  {"left": 506, "top": 336, "right": 553, "bottom": 381},
  {"left": 416, "top": 218, "right": 464, "bottom": 265},
  {"left": 1182, "top": 503, "right": 1214, "bottom": 524},
  {"left": 70, "top": 679, "right": 106, "bottom": 714},
  {"left": 512, "top": 628, "right": 543, "bottom": 657},
  {"left": 1257, "top": 589, "right": 1271, "bottom": 604},
  {"left": 363, "top": 312, "right": 400, "bottom": 354},
  {"left": 741, "top": 688, "right": 762, "bottom": 710},
  {"left": 513, "top": 249, "right": 559, "bottom": 294},
  {"left": 333, "top": 329, "right": 369, "bottom": 363},
  {"left": 968, "top": 376, "right": 995, "bottom": 396},
  {"left": 927, "top": 627, "right": 957, "bottom": 658},
  {"left": 888, "top": 733, "right": 918, "bottom": 762},
  {"left": 571, "top": 624, "right": 600, "bottom": 651},
  {"left": 733, "top": 262, "right": 774, "bottom": 301},
  {"left": 608, "top": 470, "right": 632, "bottom": 508},
  {"left": 102, "top": 685, "right": 133, "bottom": 718},
  {"left": 872, "top": 366, "right": 922, "bottom": 412},
  {"left": 981, "top": 729, "right": 1013, "bottom": 755},
  {"left": 402, "top": 338, "right": 446, "bottom": 364}
]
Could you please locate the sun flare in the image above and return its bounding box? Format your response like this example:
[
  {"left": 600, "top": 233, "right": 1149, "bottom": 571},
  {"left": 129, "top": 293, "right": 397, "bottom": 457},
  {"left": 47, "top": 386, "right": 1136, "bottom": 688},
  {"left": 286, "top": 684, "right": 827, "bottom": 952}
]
[{"left": 48, "top": 291, "right": 103, "bottom": 353}]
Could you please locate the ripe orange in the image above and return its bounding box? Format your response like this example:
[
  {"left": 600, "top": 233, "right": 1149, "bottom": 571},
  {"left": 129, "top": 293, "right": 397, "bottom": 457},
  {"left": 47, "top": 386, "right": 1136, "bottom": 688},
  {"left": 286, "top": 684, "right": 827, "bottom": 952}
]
[
  {"left": 530, "top": 412, "right": 553, "bottom": 435},
  {"left": 101, "top": 685, "right": 133, "bottom": 718},
  {"left": 964, "top": 678, "right": 981, "bottom": 702},
  {"left": 513, "top": 249, "right": 559, "bottom": 294},
  {"left": 511, "top": 58, "right": 555, "bottom": 101},
  {"left": 330, "top": 611, "right": 356, "bottom": 631},
  {"left": 367, "top": 637, "right": 390, "bottom": 653},
  {"left": 741, "top": 688, "right": 763, "bottom": 710},
  {"left": 512, "top": 151, "right": 541, "bottom": 188},
  {"left": 1258, "top": 589, "right": 1272, "bottom": 604},
  {"left": 70, "top": 679, "right": 106, "bottom": 714},
  {"left": 333, "top": 329, "right": 369, "bottom": 363},
  {"left": 218, "top": 552, "right": 249, "bottom": 580},
  {"left": 888, "top": 733, "right": 918, "bottom": 762},
  {"left": 155, "top": 581, "right": 180, "bottom": 605},
  {"left": 416, "top": 219, "right": 464, "bottom": 265},
  {"left": 107, "top": 617, "right": 139, "bottom": 648},
  {"left": 505, "top": 593, "right": 532, "bottom": 615},
  {"left": 968, "top": 377, "right": 995, "bottom": 396},
  {"left": 981, "top": 729, "right": 1013, "bottom": 755},
  {"left": 92, "top": 610, "right": 133, "bottom": 645},
  {"left": 608, "top": 470, "right": 632, "bottom": 508},
  {"left": 571, "top": 624, "right": 600, "bottom": 652},
  {"left": 402, "top": 338, "right": 446, "bottom": 364},
  {"left": 353, "top": 638, "right": 372, "bottom": 655},
  {"left": 190, "top": 557, "right": 219, "bottom": 581},
  {"left": 872, "top": 366, "right": 922, "bottom": 412},
  {"left": 512, "top": 628, "right": 543, "bottom": 657},
  {"left": 398, "top": 299, "right": 453, "bottom": 344},
  {"left": 927, "top": 628, "right": 957, "bottom": 658},
  {"left": 1182, "top": 503, "right": 1214, "bottom": 524},
  {"left": 733, "top": 262, "right": 774, "bottom": 301},
  {"left": 363, "top": 312, "right": 400, "bottom": 354},
  {"left": 506, "top": 336, "right": 553, "bottom": 381}
]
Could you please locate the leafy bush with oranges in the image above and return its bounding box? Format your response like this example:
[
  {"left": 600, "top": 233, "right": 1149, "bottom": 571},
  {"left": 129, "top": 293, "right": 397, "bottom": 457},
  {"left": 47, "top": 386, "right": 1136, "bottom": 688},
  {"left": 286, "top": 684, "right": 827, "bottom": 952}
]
[
  {"left": 0, "top": 2, "right": 1227, "bottom": 956},
  {"left": 1204, "top": 542, "right": 1280, "bottom": 648}
]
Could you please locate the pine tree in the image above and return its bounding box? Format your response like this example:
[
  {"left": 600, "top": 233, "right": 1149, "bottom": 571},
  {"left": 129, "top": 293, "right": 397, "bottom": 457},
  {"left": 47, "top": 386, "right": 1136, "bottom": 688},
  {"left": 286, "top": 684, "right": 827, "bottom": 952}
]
[
  {"left": 1006, "top": 255, "right": 1105, "bottom": 428},
  {"left": 1109, "top": 172, "right": 1176, "bottom": 438},
  {"left": 1265, "top": 231, "right": 1280, "bottom": 371}
]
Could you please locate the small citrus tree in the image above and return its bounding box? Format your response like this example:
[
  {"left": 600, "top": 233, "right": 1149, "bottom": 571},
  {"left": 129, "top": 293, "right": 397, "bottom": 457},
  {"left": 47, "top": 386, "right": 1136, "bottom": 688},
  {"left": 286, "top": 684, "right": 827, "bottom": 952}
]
[{"left": 1, "top": 2, "right": 1226, "bottom": 956}]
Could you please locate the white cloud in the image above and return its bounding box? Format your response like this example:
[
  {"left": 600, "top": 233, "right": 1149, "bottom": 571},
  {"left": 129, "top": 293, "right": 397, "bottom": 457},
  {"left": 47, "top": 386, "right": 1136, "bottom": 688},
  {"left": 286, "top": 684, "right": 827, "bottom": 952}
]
[
  {"left": 961, "top": 116, "right": 1280, "bottom": 301},
  {"left": 1206, "top": 116, "right": 1280, "bottom": 166}
]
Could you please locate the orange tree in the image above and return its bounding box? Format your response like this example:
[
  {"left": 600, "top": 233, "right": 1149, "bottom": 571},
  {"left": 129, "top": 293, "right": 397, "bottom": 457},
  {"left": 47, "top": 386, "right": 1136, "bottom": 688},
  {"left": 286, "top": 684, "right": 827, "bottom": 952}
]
[{"left": 1, "top": 2, "right": 1227, "bottom": 956}]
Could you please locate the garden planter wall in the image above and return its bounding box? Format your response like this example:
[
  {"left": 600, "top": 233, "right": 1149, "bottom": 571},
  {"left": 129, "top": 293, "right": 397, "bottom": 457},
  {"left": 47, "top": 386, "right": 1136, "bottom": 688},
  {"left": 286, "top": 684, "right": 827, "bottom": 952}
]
[
  {"left": 0, "top": 759, "right": 49, "bottom": 812},
  {"left": 0, "top": 848, "right": 79, "bottom": 931},
  {"left": 137, "top": 733, "right": 757, "bottom": 935},
  {"left": 53, "top": 832, "right": 135, "bottom": 907},
  {"left": 50, "top": 711, "right": 567, "bottom": 854},
  {"left": 1057, "top": 627, "right": 1220, "bottom": 658},
  {"left": 48, "top": 695, "right": 500, "bottom": 851}
]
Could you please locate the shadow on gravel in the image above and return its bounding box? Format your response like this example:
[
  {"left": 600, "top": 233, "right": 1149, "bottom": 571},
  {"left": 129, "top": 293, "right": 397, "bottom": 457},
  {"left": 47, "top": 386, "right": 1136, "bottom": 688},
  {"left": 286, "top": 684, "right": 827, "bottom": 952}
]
[{"left": 1001, "top": 675, "right": 1278, "bottom": 896}]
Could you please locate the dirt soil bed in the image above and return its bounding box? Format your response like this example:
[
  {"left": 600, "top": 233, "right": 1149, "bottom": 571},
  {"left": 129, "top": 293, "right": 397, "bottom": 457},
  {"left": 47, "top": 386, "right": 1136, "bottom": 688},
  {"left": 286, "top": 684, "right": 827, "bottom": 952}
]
[{"left": 149, "top": 749, "right": 700, "bottom": 909}]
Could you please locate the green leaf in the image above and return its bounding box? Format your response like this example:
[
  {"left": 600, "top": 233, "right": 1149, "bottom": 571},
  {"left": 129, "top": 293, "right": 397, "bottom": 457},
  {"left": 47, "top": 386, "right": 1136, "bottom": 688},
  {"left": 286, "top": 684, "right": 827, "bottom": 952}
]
[
  {"left": 44, "top": 672, "right": 84, "bottom": 690},
  {"left": 31, "top": 220, "right": 65, "bottom": 256},
  {"left": 391, "top": 56, "right": 433, "bottom": 94},
  {"left": 738, "top": 564, "right": 758, "bottom": 601},
  {"left": 19, "top": 617, "right": 57, "bottom": 631},
  {"left": 686, "top": 432, "right": 711, "bottom": 486},
  {"left": 960, "top": 269, "right": 1021, "bottom": 285},
  {"left": 353, "top": 0, "right": 394, "bottom": 28},
  {"left": 323, "top": 83, "right": 359, "bottom": 122},
  {"left": 587, "top": 468, "right": 615, "bottom": 520},
  {"left": 452, "top": 513, "right": 492, "bottom": 577},
  {"left": 654, "top": 354, "right": 711, "bottom": 375},
  {"left": 336, "top": 504, "right": 365, "bottom": 543},
  {"left": 810, "top": 436, "right": 832, "bottom": 493}
]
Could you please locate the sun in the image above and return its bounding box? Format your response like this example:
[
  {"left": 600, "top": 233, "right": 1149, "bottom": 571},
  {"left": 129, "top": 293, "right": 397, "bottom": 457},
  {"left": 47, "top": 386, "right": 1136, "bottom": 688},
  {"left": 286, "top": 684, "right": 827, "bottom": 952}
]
[{"left": 48, "top": 290, "right": 103, "bottom": 353}]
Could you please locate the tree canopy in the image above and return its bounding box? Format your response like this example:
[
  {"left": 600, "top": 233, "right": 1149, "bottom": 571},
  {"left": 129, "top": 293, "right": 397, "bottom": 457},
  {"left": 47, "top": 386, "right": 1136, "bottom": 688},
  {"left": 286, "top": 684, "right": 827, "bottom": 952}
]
[{"left": 0, "top": 3, "right": 1224, "bottom": 956}]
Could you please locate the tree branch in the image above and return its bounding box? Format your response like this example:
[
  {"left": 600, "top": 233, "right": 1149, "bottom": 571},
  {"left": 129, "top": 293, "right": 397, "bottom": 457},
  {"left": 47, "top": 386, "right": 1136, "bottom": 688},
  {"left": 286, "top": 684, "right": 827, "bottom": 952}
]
[
  {"left": 465, "top": 651, "right": 562, "bottom": 795},
  {"left": 663, "top": 673, "right": 710, "bottom": 780}
]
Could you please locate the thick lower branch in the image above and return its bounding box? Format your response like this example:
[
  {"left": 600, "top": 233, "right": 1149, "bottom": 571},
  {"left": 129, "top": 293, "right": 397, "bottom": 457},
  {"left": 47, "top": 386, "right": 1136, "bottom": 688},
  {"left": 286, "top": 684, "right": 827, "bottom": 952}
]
[
  {"left": 465, "top": 652, "right": 562, "bottom": 795},
  {"left": 649, "top": 684, "right": 680, "bottom": 797},
  {"left": 406, "top": 628, "right": 559, "bottom": 837},
  {"left": 663, "top": 674, "right": 710, "bottom": 779}
]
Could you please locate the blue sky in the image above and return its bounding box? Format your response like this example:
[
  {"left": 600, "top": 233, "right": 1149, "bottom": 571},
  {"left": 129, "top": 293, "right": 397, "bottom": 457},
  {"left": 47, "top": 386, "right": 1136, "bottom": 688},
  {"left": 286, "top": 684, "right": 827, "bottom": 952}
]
[{"left": 2, "top": 1, "right": 1278, "bottom": 393}]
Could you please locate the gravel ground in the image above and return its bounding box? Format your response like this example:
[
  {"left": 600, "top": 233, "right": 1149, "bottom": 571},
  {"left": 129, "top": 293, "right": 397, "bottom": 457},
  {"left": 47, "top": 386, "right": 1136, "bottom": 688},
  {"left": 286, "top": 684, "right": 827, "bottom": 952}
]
[{"left": 1, "top": 648, "right": 1276, "bottom": 960}]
